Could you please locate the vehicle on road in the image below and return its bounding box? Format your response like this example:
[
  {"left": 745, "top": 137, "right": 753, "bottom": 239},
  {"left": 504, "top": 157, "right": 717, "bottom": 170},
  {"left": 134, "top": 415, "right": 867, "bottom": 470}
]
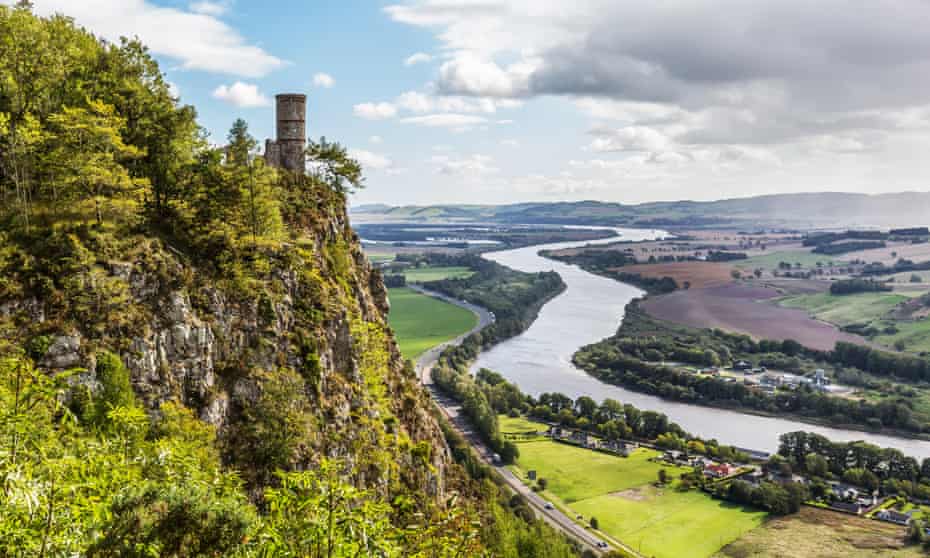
[{"left": 544, "top": 502, "right": 554, "bottom": 510}]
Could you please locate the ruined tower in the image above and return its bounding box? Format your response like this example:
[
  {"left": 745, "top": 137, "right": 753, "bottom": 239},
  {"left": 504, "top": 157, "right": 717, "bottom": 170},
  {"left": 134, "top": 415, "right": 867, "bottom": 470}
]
[{"left": 265, "top": 93, "right": 307, "bottom": 172}]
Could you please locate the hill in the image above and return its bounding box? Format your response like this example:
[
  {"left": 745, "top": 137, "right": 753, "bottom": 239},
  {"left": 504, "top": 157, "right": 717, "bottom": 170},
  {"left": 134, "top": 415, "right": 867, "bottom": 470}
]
[
  {"left": 351, "top": 192, "right": 930, "bottom": 229},
  {"left": 0, "top": 6, "right": 579, "bottom": 556}
]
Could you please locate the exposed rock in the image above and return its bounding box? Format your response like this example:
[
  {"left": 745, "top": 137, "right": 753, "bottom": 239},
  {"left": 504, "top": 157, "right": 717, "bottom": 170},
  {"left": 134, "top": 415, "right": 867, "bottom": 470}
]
[{"left": 40, "top": 334, "right": 83, "bottom": 369}]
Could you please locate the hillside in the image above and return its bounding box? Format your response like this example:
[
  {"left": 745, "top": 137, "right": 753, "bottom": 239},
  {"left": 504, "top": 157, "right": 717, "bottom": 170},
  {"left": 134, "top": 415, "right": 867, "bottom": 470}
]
[
  {"left": 351, "top": 192, "right": 930, "bottom": 229},
  {"left": 0, "top": 6, "right": 579, "bottom": 556}
]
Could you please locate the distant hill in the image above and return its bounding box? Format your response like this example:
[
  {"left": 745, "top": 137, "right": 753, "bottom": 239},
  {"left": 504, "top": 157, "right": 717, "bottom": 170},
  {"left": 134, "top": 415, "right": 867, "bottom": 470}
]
[{"left": 351, "top": 192, "right": 930, "bottom": 229}]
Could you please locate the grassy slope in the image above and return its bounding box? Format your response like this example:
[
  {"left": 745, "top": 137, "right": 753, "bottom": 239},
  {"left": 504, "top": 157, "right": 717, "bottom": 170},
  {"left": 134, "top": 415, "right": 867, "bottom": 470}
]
[
  {"left": 779, "top": 292, "right": 909, "bottom": 327},
  {"left": 507, "top": 436, "right": 765, "bottom": 558},
  {"left": 387, "top": 287, "right": 477, "bottom": 359},
  {"left": 404, "top": 266, "right": 474, "bottom": 282},
  {"left": 715, "top": 507, "right": 921, "bottom": 558}
]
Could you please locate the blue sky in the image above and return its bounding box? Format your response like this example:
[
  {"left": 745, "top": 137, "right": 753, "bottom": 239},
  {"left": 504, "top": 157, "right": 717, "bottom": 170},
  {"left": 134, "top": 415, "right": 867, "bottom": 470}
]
[{"left": 14, "top": 1, "right": 930, "bottom": 206}]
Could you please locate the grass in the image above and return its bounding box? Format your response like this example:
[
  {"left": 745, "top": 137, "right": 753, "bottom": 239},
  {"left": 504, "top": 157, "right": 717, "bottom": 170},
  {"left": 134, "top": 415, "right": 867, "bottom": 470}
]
[
  {"left": 367, "top": 253, "right": 395, "bottom": 263},
  {"left": 499, "top": 415, "right": 548, "bottom": 437},
  {"left": 875, "top": 319, "right": 930, "bottom": 354},
  {"left": 387, "top": 287, "right": 477, "bottom": 360},
  {"left": 574, "top": 488, "right": 765, "bottom": 558},
  {"left": 779, "top": 292, "right": 908, "bottom": 327},
  {"left": 715, "top": 506, "right": 921, "bottom": 558},
  {"left": 403, "top": 266, "right": 474, "bottom": 282},
  {"left": 736, "top": 250, "right": 844, "bottom": 270},
  {"left": 507, "top": 434, "right": 765, "bottom": 558}
]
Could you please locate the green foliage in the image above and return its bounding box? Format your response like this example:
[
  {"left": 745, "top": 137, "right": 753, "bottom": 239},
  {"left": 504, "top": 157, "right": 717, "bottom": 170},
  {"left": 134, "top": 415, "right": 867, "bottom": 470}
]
[{"left": 93, "top": 350, "right": 136, "bottom": 424}]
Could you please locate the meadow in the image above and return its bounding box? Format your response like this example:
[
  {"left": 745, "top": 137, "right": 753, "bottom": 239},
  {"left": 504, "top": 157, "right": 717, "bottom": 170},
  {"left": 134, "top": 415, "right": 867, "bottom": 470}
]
[
  {"left": 403, "top": 266, "right": 474, "bottom": 282},
  {"left": 736, "top": 250, "right": 844, "bottom": 270},
  {"left": 507, "top": 434, "right": 766, "bottom": 558},
  {"left": 779, "top": 292, "right": 909, "bottom": 327},
  {"left": 386, "top": 287, "right": 477, "bottom": 359}
]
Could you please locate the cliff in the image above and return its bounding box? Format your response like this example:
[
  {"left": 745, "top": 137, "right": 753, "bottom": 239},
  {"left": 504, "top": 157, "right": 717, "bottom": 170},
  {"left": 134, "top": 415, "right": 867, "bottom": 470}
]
[{"left": 0, "top": 201, "right": 449, "bottom": 496}]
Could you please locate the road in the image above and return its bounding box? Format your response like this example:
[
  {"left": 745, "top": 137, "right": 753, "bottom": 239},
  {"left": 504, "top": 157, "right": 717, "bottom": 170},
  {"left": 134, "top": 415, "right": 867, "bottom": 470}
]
[{"left": 411, "top": 285, "right": 623, "bottom": 556}]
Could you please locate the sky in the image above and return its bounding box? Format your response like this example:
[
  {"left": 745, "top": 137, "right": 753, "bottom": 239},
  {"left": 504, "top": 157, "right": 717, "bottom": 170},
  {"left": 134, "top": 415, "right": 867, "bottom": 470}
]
[{"left": 11, "top": 0, "right": 930, "bottom": 207}]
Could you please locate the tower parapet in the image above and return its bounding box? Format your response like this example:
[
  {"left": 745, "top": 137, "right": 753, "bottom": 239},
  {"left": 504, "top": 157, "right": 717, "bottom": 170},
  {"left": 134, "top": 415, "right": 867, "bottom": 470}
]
[{"left": 264, "top": 93, "right": 307, "bottom": 172}]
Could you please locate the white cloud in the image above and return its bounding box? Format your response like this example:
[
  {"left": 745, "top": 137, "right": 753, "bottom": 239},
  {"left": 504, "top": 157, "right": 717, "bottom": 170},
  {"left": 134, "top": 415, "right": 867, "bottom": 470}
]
[
  {"left": 404, "top": 52, "right": 433, "bottom": 66},
  {"left": 350, "top": 149, "right": 393, "bottom": 171},
  {"left": 369, "top": 135, "right": 383, "bottom": 144},
  {"left": 313, "top": 72, "right": 335, "bottom": 88},
  {"left": 20, "top": 0, "right": 284, "bottom": 78},
  {"left": 401, "top": 114, "right": 488, "bottom": 130},
  {"left": 431, "top": 154, "right": 498, "bottom": 175},
  {"left": 211, "top": 82, "right": 270, "bottom": 107},
  {"left": 500, "top": 139, "right": 520, "bottom": 147},
  {"left": 353, "top": 102, "right": 398, "bottom": 120},
  {"left": 396, "top": 91, "right": 434, "bottom": 113},
  {"left": 586, "top": 126, "right": 671, "bottom": 153},
  {"left": 189, "top": 1, "right": 228, "bottom": 16}
]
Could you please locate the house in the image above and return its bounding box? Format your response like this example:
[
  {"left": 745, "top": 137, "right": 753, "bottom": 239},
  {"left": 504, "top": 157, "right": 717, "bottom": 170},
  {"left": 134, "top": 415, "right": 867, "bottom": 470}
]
[
  {"left": 733, "top": 360, "right": 752, "bottom": 371},
  {"left": 831, "top": 501, "right": 864, "bottom": 515},
  {"left": 704, "top": 462, "right": 737, "bottom": 478},
  {"left": 662, "top": 450, "right": 684, "bottom": 463},
  {"left": 876, "top": 509, "right": 913, "bottom": 526},
  {"left": 831, "top": 483, "right": 860, "bottom": 502}
]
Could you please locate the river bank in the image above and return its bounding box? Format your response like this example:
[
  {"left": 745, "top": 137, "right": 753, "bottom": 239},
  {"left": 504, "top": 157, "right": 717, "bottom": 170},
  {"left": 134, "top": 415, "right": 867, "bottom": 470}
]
[{"left": 472, "top": 228, "right": 930, "bottom": 460}]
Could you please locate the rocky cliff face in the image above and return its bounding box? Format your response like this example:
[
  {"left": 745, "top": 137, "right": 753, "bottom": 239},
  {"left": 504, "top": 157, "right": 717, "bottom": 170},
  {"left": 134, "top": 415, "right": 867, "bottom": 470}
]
[{"left": 1, "top": 205, "right": 448, "bottom": 497}]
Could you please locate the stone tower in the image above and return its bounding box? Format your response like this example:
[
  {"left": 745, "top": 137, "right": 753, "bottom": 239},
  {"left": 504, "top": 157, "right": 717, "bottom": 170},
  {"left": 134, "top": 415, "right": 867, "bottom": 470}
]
[{"left": 265, "top": 93, "right": 307, "bottom": 172}]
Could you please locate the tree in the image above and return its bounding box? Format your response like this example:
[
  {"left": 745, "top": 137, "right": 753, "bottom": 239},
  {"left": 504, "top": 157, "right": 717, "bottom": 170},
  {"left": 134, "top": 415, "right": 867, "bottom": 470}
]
[
  {"left": 46, "top": 100, "right": 145, "bottom": 224},
  {"left": 658, "top": 469, "right": 669, "bottom": 484},
  {"left": 225, "top": 118, "right": 256, "bottom": 167},
  {"left": 731, "top": 269, "right": 742, "bottom": 280},
  {"left": 537, "top": 477, "right": 548, "bottom": 491},
  {"left": 307, "top": 137, "right": 364, "bottom": 194},
  {"left": 589, "top": 517, "right": 599, "bottom": 530}
]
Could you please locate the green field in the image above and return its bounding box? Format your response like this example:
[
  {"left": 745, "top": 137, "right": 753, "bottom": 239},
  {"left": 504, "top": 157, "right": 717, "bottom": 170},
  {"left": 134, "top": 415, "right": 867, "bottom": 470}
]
[
  {"left": 736, "top": 250, "right": 844, "bottom": 270},
  {"left": 367, "top": 253, "right": 395, "bottom": 263},
  {"left": 403, "top": 266, "right": 474, "bottom": 282},
  {"left": 499, "top": 415, "right": 548, "bottom": 437},
  {"left": 779, "top": 292, "right": 908, "bottom": 327},
  {"left": 387, "top": 287, "right": 477, "bottom": 359},
  {"left": 507, "top": 436, "right": 766, "bottom": 558}
]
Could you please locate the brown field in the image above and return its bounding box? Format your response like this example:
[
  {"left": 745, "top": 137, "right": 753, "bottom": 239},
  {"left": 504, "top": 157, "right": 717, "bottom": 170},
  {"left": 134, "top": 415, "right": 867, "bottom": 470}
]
[
  {"left": 715, "top": 507, "right": 922, "bottom": 558},
  {"left": 641, "top": 283, "right": 870, "bottom": 351},
  {"left": 612, "top": 262, "right": 734, "bottom": 289},
  {"left": 758, "top": 278, "right": 833, "bottom": 295}
]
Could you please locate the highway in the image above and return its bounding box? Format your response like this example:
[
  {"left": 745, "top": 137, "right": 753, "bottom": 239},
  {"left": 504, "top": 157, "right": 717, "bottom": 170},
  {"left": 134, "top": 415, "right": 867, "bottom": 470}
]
[{"left": 411, "top": 285, "right": 626, "bottom": 556}]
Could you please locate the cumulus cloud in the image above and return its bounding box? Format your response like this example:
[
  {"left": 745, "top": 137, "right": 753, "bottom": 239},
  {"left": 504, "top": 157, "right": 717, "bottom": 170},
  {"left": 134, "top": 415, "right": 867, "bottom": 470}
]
[
  {"left": 19, "top": 0, "right": 285, "bottom": 77},
  {"left": 404, "top": 52, "right": 433, "bottom": 66},
  {"left": 353, "top": 102, "right": 398, "bottom": 120},
  {"left": 386, "top": 0, "right": 930, "bottom": 148},
  {"left": 313, "top": 73, "right": 335, "bottom": 88},
  {"left": 211, "top": 82, "right": 270, "bottom": 107},
  {"left": 350, "top": 149, "right": 394, "bottom": 171}
]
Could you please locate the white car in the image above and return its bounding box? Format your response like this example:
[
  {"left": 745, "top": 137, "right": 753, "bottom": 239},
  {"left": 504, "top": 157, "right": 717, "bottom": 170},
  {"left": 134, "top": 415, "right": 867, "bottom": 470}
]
[{"left": 543, "top": 502, "right": 554, "bottom": 510}]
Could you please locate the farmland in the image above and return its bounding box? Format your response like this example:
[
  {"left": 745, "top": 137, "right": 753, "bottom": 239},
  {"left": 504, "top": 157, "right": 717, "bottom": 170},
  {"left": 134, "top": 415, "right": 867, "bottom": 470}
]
[
  {"left": 735, "top": 250, "right": 845, "bottom": 271},
  {"left": 386, "top": 287, "right": 478, "bottom": 359},
  {"left": 612, "top": 261, "right": 734, "bottom": 289},
  {"left": 402, "top": 265, "right": 474, "bottom": 282},
  {"left": 641, "top": 283, "right": 870, "bottom": 351},
  {"left": 507, "top": 437, "right": 766, "bottom": 558},
  {"left": 779, "top": 292, "right": 910, "bottom": 327},
  {"left": 715, "top": 507, "right": 921, "bottom": 558}
]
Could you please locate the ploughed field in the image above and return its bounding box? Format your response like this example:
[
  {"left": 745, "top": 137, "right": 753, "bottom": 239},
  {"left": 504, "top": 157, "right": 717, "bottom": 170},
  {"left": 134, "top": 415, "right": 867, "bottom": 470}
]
[
  {"left": 641, "top": 283, "right": 871, "bottom": 351},
  {"left": 612, "top": 261, "right": 734, "bottom": 289},
  {"left": 386, "top": 287, "right": 477, "bottom": 359},
  {"left": 501, "top": 418, "right": 766, "bottom": 558}
]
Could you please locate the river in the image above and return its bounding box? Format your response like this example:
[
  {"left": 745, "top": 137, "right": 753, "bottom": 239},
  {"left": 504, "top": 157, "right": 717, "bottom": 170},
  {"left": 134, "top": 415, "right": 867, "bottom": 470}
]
[{"left": 472, "top": 228, "right": 930, "bottom": 459}]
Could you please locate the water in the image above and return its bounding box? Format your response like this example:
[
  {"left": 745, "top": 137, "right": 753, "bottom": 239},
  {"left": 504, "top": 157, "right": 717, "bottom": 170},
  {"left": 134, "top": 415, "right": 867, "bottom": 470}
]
[{"left": 472, "top": 228, "right": 930, "bottom": 459}]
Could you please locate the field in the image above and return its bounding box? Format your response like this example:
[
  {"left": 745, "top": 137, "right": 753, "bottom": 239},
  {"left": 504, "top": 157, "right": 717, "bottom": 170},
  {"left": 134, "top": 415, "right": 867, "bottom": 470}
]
[
  {"left": 499, "top": 415, "right": 548, "bottom": 437},
  {"left": 641, "top": 284, "right": 871, "bottom": 351},
  {"left": 508, "top": 437, "right": 766, "bottom": 558},
  {"left": 715, "top": 507, "right": 920, "bottom": 558},
  {"left": 736, "top": 250, "right": 844, "bottom": 271},
  {"left": 403, "top": 266, "right": 474, "bottom": 282},
  {"left": 779, "top": 292, "right": 909, "bottom": 327},
  {"left": 386, "top": 287, "right": 477, "bottom": 359},
  {"left": 613, "top": 262, "right": 734, "bottom": 289}
]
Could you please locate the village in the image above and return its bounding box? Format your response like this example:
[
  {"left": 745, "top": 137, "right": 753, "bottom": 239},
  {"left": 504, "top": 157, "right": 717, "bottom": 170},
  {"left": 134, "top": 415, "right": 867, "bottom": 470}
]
[{"left": 531, "top": 420, "right": 930, "bottom": 532}]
